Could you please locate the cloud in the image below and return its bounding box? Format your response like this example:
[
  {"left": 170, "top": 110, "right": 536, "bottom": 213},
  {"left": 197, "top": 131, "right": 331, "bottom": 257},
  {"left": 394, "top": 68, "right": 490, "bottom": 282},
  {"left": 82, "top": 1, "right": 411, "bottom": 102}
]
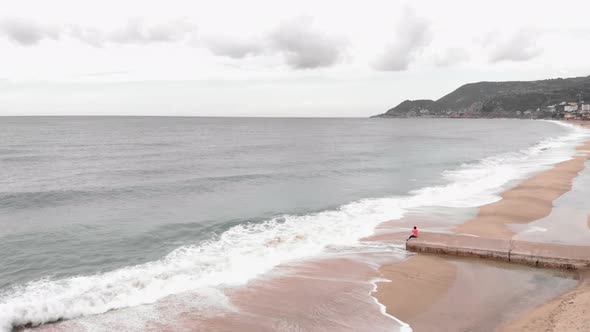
[
  {"left": 0, "top": 17, "right": 197, "bottom": 47},
  {"left": 69, "top": 25, "right": 104, "bottom": 47},
  {"left": 201, "top": 16, "right": 347, "bottom": 67},
  {"left": 270, "top": 16, "right": 347, "bottom": 69},
  {"left": 108, "top": 18, "right": 196, "bottom": 44},
  {"left": 433, "top": 47, "right": 469, "bottom": 67},
  {"left": 372, "top": 7, "right": 432, "bottom": 71},
  {"left": 0, "top": 18, "right": 61, "bottom": 46},
  {"left": 488, "top": 30, "right": 542, "bottom": 63},
  {"left": 204, "top": 36, "right": 264, "bottom": 58},
  {"left": 0, "top": 15, "right": 349, "bottom": 72}
]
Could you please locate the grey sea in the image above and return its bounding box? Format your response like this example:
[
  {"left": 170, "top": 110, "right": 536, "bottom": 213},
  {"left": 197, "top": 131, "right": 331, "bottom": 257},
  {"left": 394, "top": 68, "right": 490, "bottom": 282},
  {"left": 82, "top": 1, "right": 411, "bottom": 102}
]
[{"left": 0, "top": 117, "right": 586, "bottom": 331}]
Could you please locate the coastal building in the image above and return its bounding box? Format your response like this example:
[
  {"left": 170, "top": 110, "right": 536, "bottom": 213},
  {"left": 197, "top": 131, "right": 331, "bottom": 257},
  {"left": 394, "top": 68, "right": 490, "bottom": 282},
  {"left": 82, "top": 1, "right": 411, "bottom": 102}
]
[
  {"left": 564, "top": 113, "right": 576, "bottom": 120},
  {"left": 582, "top": 104, "right": 590, "bottom": 112},
  {"left": 564, "top": 105, "right": 578, "bottom": 113}
]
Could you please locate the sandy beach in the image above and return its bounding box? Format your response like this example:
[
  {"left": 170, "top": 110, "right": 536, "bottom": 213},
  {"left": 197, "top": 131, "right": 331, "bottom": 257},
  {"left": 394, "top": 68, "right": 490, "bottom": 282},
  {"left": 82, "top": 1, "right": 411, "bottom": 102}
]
[
  {"left": 374, "top": 121, "right": 590, "bottom": 331},
  {"left": 372, "top": 255, "right": 456, "bottom": 324},
  {"left": 454, "top": 139, "right": 590, "bottom": 239},
  {"left": 375, "top": 255, "right": 577, "bottom": 331},
  {"left": 26, "top": 256, "right": 409, "bottom": 332},
  {"left": 501, "top": 270, "right": 590, "bottom": 332}
]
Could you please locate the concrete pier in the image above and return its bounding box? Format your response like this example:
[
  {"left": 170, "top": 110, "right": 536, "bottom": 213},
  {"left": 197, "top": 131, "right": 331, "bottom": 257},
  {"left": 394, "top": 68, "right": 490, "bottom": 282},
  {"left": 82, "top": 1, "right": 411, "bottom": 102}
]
[{"left": 405, "top": 233, "right": 590, "bottom": 269}]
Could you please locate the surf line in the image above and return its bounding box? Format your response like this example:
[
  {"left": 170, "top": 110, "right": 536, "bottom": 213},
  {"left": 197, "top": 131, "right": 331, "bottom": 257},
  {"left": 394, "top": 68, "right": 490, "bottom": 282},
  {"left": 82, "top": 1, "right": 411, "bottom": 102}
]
[{"left": 369, "top": 278, "right": 413, "bottom": 332}]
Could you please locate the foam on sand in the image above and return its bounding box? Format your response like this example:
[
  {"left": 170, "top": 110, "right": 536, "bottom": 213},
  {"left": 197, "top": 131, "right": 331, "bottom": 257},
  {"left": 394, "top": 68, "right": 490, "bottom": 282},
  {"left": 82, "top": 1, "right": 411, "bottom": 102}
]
[{"left": 370, "top": 278, "right": 413, "bottom": 332}]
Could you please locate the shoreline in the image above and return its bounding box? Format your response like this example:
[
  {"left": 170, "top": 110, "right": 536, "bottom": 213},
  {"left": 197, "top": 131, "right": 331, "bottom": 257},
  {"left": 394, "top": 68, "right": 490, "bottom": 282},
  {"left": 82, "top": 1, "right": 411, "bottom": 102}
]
[
  {"left": 373, "top": 255, "right": 578, "bottom": 331},
  {"left": 374, "top": 121, "right": 590, "bottom": 331},
  {"left": 499, "top": 120, "right": 590, "bottom": 329},
  {"left": 20, "top": 119, "right": 590, "bottom": 332},
  {"left": 500, "top": 270, "right": 590, "bottom": 332},
  {"left": 454, "top": 139, "right": 590, "bottom": 239}
]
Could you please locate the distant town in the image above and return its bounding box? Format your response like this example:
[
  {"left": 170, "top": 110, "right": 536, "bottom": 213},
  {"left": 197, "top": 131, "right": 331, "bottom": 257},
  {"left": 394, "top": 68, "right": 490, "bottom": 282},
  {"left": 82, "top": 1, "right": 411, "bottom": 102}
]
[
  {"left": 551, "top": 100, "right": 590, "bottom": 120},
  {"left": 377, "top": 97, "right": 590, "bottom": 120},
  {"left": 445, "top": 99, "right": 590, "bottom": 120}
]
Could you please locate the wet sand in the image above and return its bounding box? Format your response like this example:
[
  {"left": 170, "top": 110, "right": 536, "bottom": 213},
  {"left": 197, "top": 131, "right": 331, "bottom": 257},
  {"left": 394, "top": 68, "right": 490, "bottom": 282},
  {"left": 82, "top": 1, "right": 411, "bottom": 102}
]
[
  {"left": 501, "top": 271, "right": 590, "bottom": 332},
  {"left": 28, "top": 255, "right": 409, "bottom": 332},
  {"left": 149, "top": 257, "right": 407, "bottom": 332},
  {"left": 374, "top": 255, "right": 577, "bottom": 332},
  {"left": 454, "top": 140, "right": 590, "bottom": 239},
  {"left": 366, "top": 206, "right": 478, "bottom": 242},
  {"left": 372, "top": 255, "right": 456, "bottom": 323}
]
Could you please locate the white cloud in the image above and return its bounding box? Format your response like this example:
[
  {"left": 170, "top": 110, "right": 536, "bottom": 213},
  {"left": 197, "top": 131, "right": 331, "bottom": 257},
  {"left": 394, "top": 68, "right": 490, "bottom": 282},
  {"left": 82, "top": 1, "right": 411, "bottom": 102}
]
[
  {"left": 108, "top": 18, "right": 196, "bottom": 44},
  {"left": 372, "top": 7, "right": 431, "bottom": 71},
  {"left": 432, "top": 47, "right": 469, "bottom": 67},
  {"left": 0, "top": 17, "right": 198, "bottom": 47},
  {"left": 68, "top": 25, "right": 104, "bottom": 47},
  {"left": 488, "top": 29, "right": 542, "bottom": 63},
  {"left": 203, "top": 35, "right": 264, "bottom": 58},
  {"left": 270, "top": 16, "right": 347, "bottom": 69},
  {"left": 0, "top": 18, "right": 61, "bottom": 45}
]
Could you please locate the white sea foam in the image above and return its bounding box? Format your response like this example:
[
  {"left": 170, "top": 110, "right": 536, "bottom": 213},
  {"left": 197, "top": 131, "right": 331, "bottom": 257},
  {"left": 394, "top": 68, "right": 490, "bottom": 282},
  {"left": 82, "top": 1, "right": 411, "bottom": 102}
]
[
  {"left": 524, "top": 226, "right": 548, "bottom": 233},
  {"left": 1, "top": 121, "right": 589, "bottom": 331},
  {"left": 369, "top": 278, "right": 413, "bottom": 332},
  {"left": 408, "top": 121, "right": 590, "bottom": 208}
]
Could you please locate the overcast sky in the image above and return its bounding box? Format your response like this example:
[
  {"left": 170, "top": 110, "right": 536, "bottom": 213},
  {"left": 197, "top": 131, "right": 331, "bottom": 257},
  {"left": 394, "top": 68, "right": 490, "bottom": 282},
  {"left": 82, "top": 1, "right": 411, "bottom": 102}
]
[{"left": 1, "top": 0, "right": 590, "bottom": 117}]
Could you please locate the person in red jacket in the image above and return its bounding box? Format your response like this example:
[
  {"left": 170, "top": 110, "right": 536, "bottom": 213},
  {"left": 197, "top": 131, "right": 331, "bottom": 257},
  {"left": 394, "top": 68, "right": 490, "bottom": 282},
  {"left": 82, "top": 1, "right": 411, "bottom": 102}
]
[{"left": 407, "top": 226, "right": 419, "bottom": 241}]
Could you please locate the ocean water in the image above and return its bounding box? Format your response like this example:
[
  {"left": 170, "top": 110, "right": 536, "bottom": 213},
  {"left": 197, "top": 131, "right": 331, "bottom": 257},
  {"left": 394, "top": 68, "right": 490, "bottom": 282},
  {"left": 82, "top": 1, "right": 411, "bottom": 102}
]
[{"left": 0, "top": 117, "right": 588, "bottom": 331}]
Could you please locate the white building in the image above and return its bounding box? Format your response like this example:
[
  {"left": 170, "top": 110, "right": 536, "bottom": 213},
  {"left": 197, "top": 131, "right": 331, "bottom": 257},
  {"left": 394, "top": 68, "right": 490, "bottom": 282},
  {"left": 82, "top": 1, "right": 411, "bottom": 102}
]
[
  {"left": 564, "top": 105, "right": 578, "bottom": 112},
  {"left": 582, "top": 104, "right": 590, "bottom": 111}
]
